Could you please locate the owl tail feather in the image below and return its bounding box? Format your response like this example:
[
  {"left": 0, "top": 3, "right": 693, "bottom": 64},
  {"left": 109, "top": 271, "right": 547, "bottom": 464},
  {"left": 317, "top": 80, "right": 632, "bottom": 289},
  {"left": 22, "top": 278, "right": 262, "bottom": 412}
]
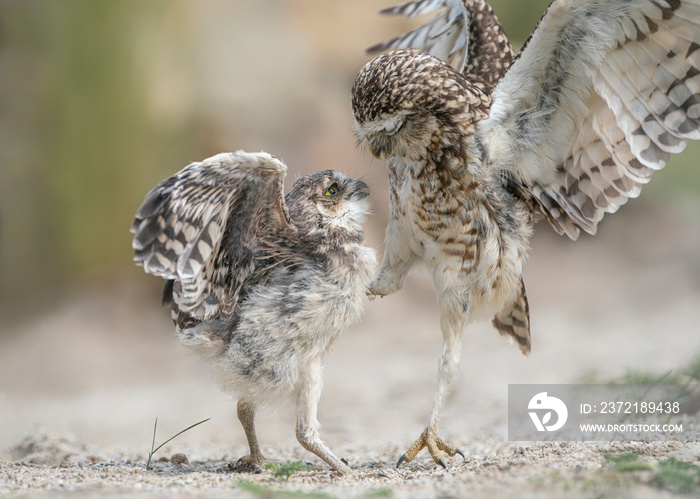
[{"left": 492, "top": 278, "right": 531, "bottom": 356}]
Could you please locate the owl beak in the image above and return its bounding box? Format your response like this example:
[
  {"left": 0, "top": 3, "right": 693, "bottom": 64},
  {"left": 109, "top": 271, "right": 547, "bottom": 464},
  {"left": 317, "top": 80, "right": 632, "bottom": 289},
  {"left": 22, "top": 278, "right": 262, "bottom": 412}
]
[
  {"left": 349, "top": 179, "right": 370, "bottom": 200},
  {"left": 369, "top": 142, "right": 391, "bottom": 160}
]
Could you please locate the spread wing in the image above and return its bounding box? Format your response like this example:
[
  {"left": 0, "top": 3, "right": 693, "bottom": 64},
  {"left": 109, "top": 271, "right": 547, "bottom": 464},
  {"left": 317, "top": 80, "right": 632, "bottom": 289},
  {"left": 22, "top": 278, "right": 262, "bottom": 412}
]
[
  {"left": 366, "top": 0, "right": 513, "bottom": 92},
  {"left": 131, "top": 151, "right": 297, "bottom": 319},
  {"left": 478, "top": 0, "right": 700, "bottom": 239}
]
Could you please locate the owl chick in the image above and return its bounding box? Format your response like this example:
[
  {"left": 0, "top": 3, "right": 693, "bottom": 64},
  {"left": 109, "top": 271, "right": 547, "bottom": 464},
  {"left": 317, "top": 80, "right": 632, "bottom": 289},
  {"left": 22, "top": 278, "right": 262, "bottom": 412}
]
[
  {"left": 354, "top": 0, "right": 700, "bottom": 468},
  {"left": 131, "top": 151, "right": 376, "bottom": 474}
]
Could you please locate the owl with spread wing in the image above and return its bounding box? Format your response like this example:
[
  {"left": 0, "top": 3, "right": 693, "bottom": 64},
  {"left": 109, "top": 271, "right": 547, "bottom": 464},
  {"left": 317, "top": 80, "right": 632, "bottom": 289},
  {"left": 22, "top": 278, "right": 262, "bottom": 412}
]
[
  {"left": 353, "top": 0, "right": 700, "bottom": 468},
  {"left": 131, "top": 151, "right": 376, "bottom": 474}
]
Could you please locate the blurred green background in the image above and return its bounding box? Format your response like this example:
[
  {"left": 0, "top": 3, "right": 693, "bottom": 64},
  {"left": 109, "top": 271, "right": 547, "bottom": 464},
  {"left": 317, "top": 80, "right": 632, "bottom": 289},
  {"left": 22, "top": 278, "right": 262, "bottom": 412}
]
[{"left": 1, "top": 0, "right": 699, "bottom": 324}]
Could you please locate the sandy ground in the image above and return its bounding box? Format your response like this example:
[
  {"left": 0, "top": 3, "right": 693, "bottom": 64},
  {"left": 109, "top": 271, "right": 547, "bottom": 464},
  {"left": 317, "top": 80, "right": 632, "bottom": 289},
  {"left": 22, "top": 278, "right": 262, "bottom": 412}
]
[{"left": 1, "top": 201, "right": 700, "bottom": 498}]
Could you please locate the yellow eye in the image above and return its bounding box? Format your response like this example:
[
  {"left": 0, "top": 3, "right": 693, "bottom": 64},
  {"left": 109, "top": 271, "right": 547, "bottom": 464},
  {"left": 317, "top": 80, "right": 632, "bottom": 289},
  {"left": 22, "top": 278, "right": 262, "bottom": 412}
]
[{"left": 324, "top": 183, "right": 339, "bottom": 196}]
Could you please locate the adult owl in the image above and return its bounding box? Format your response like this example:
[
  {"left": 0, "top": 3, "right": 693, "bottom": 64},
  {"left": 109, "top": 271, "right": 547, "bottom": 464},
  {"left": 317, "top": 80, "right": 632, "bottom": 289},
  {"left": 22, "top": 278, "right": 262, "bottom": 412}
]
[
  {"left": 353, "top": 0, "right": 700, "bottom": 468},
  {"left": 131, "top": 151, "right": 376, "bottom": 474}
]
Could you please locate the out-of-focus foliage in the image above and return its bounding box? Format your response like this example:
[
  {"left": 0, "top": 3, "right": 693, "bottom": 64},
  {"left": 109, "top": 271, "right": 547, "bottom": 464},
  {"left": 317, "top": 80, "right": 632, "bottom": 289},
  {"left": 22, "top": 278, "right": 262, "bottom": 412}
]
[
  {"left": 1, "top": 0, "right": 698, "bottom": 321},
  {"left": 1, "top": 0, "right": 193, "bottom": 310}
]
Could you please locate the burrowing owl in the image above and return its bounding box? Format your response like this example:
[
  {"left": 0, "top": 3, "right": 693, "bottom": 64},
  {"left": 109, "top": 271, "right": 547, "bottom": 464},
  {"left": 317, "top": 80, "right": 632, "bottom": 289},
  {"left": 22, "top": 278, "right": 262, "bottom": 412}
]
[
  {"left": 131, "top": 151, "right": 376, "bottom": 474},
  {"left": 353, "top": 0, "right": 700, "bottom": 468}
]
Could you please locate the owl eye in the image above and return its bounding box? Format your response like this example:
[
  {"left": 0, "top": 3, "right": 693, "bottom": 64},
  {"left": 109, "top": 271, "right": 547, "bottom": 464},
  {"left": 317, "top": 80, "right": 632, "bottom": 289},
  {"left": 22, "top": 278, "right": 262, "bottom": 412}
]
[
  {"left": 383, "top": 115, "right": 406, "bottom": 136},
  {"left": 388, "top": 120, "right": 405, "bottom": 136},
  {"left": 324, "top": 183, "right": 340, "bottom": 196}
]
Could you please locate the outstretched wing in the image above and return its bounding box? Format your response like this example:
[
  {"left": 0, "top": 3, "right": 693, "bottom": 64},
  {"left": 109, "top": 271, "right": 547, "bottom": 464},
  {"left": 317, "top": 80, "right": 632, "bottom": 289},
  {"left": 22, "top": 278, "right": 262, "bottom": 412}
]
[
  {"left": 131, "top": 151, "right": 296, "bottom": 319},
  {"left": 366, "top": 0, "right": 513, "bottom": 92},
  {"left": 478, "top": 0, "right": 700, "bottom": 239}
]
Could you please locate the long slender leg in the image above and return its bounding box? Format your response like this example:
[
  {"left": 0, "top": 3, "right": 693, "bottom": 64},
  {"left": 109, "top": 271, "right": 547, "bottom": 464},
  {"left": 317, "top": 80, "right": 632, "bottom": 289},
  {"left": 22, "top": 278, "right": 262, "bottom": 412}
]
[
  {"left": 295, "top": 362, "right": 352, "bottom": 475},
  {"left": 398, "top": 292, "right": 468, "bottom": 468},
  {"left": 368, "top": 204, "right": 418, "bottom": 297},
  {"left": 237, "top": 399, "right": 265, "bottom": 470}
]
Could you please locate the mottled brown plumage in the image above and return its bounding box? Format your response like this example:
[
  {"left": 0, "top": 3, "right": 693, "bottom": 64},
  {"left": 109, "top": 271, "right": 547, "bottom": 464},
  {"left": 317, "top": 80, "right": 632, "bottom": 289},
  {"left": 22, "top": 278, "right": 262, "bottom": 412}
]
[
  {"left": 132, "top": 151, "right": 376, "bottom": 474},
  {"left": 356, "top": 0, "right": 700, "bottom": 468}
]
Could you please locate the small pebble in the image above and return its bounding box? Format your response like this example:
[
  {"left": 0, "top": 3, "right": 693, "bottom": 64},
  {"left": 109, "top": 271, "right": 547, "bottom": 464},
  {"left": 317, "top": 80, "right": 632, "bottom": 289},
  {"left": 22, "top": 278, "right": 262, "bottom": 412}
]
[{"left": 171, "top": 453, "right": 189, "bottom": 465}]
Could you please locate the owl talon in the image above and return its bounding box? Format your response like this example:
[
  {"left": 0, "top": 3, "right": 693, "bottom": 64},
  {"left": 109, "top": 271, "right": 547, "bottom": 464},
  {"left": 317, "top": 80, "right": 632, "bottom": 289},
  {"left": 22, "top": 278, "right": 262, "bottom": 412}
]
[
  {"left": 398, "top": 428, "right": 461, "bottom": 469},
  {"left": 230, "top": 454, "right": 267, "bottom": 473}
]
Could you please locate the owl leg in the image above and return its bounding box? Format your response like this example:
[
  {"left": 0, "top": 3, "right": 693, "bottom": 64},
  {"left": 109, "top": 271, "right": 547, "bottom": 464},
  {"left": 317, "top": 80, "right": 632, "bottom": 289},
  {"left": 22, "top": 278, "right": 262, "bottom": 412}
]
[
  {"left": 367, "top": 259, "right": 411, "bottom": 297},
  {"left": 295, "top": 363, "right": 352, "bottom": 475},
  {"left": 367, "top": 218, "right": 416, "bottom": 297},
  {"left": 398, "top": 294, "right": 467, "bottom": 468},
  {"left": 236, "top": 399, "right": 266, "bottom": 471}
]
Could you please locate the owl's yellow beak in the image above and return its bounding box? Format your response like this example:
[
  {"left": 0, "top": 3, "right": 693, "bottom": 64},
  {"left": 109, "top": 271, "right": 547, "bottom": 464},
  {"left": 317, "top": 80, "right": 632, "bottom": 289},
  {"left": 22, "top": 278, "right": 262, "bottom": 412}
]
[{"left": 369, "top": 143, "right": 391, "bottom": 160}]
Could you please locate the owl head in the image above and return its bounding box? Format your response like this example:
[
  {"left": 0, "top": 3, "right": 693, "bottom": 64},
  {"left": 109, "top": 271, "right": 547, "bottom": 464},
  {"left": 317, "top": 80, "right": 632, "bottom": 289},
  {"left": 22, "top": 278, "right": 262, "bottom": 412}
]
[
  {"left": 352, "top": 49, "right": 491, "bottom": 163},
  {"left": 286, "top": 170, "right": 371, "bottom": 239}
]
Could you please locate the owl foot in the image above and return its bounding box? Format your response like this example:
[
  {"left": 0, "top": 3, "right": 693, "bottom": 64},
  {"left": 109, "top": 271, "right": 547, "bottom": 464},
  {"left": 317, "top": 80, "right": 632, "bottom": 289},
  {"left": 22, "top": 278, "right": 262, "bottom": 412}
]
[
  {"left": 229, "top": 454, "right": 268, "bottom": 473},
  {"left": 296, "top": 427, "right": 353, "bottom": 475},
  {"left": 396, "top": 428, "right": 465, "bottom": 469},
  {"left": 367, "top": 268, "right": 404, "bottom": 298}
]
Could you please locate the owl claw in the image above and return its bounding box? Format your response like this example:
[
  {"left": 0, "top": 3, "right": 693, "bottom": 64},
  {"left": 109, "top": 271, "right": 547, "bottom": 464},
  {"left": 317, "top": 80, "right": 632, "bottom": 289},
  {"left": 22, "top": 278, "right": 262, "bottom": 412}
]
[
  {"left": 230, "top": 454, "right": 267, "bottom": 473},
  {"left": 398, "top": 428, "right": 463, "bottom": 470}
]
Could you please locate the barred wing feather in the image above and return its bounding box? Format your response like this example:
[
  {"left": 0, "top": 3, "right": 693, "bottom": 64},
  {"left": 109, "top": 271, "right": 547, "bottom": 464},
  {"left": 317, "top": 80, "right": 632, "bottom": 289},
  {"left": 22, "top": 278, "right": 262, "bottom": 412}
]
[
  {"left": 131, "top": 151, "right": 295, "bottom": 318},
  {"left": 479, "top": 0, "right": 700, "bottom": 238},
  {"left": 367, "top": 0, "right": 514, "bottom": 93},
  {"left": 367, "top": 0, "right": 470, "bottom": 73}
]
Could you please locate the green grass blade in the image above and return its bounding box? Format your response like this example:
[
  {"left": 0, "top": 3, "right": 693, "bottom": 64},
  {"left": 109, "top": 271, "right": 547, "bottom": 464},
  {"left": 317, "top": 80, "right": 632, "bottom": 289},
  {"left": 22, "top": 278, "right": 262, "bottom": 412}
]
[
  {"left": 146, "top": 417, "right": 210, "bottom": 470},
  {"left": 146, "top": 417, "right": 158, "bottom": 470}
]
